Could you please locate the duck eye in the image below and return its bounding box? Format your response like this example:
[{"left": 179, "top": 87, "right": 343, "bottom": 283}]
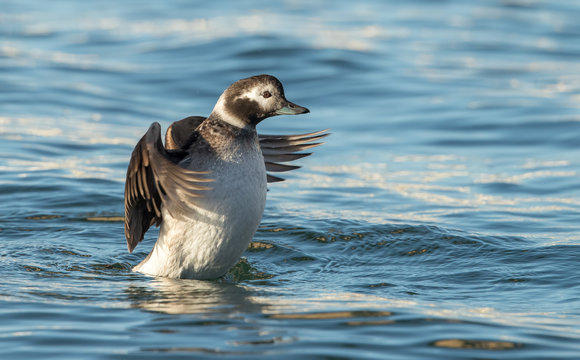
[{"left": 262, "top": 91, "right": 272, "bottom": 99}]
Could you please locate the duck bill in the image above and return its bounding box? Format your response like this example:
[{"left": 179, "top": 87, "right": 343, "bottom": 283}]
[{"left": 275, "top": 101, "right": 310, "bottom": 115}]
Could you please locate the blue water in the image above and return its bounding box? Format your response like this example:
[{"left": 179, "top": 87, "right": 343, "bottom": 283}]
[{"left": 1, "top": 0, "right": 580, "bottom": 358}]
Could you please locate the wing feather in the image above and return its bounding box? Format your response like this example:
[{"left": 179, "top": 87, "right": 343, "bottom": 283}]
[
  {"left": 259, "top": 129, "right": 329, "bottom": 183},
  {"left": 266, "top": 174, "right": 285, "bottom": 183},
  {"left": 264, "top": 162, "right": 301, "bottom": 172},
  {"left": 124, "top": 122, "right": 211, "bottom": 253}
]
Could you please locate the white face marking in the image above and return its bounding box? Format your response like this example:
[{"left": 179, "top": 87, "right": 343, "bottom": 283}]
[
  {"left": 211, "top": 93, "right": 247, "bottom": 128},
  {"left": 236, "top": 83, "right": 278, "bottom": 113}
]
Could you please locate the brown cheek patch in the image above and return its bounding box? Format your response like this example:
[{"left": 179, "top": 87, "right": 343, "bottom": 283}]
[{"left": 231, "top": 97, "right": 262, "bottom": 123}]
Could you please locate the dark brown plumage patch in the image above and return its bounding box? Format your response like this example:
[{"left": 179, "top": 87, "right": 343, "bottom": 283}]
[
  {"left": 230, "top": 97, "right": 263, "bottom": 124},
  {"left": 228, "top": 74, "right": 285, "bottom": 98},
  {"left": 165, "top": 116, "right": 205, "bottom": 150}
]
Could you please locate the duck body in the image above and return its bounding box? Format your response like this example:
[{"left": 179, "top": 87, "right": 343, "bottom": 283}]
[
  {"left": 134, "top": 121, "right": 266, "bottom": 279},
  {"left": 124, "top": 75, "right": 327, "bottom": 279}
]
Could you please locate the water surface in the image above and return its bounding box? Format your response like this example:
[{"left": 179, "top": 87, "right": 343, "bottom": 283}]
[{"left": 1, "top": 0, "right": 580, "bottom": 358}]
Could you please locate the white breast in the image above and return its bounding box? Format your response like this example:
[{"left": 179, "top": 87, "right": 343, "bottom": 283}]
[{"left": 133, "top": 140, "right": 267, "bottom": 279}]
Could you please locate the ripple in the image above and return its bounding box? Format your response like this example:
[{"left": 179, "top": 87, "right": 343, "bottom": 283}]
[
  {"left": 1, "top": 0, "right": 580, "bottom": 358},
  {"left": 432, "top": 338, "right": 524, "bottom": 350}
]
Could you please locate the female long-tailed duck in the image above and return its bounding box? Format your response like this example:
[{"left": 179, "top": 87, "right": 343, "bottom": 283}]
[{"left": 124, "top": 74, "right": 328, "bottom": 279}]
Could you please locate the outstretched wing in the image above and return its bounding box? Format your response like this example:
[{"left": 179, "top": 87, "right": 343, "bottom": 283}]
[
  {"left": 258, "top": 129, "right": 329, "bottom": 183},
  {"left": 124, "top": 122, "right": 212, "bottom": 253},
  {"left": 165, "top": 116, "right": 206, "bottom": 150}
]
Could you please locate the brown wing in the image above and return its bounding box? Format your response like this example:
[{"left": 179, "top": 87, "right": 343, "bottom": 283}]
[
  {"left": 259, "top": 129, "right": 329, "bottom": 183},
  {"left": 124, "top": 122, "right": 212, "bottom": 253},
  {"left": 165, "top": 116, "right": 206, "bottom": 150}
]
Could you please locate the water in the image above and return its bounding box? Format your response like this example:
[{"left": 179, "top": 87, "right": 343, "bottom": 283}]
[{"left": 1, "top": 0, "right": 580, "bottom": 358}]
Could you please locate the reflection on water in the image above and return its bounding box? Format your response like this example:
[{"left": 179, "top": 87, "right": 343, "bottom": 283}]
[{"left": 127, "top": 278, "right": 263, "bottom": 315}]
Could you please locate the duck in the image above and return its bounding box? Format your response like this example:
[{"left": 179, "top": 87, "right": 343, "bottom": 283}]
[{"left": 124, "top": 74, "right": 328, "bottom": 279}]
